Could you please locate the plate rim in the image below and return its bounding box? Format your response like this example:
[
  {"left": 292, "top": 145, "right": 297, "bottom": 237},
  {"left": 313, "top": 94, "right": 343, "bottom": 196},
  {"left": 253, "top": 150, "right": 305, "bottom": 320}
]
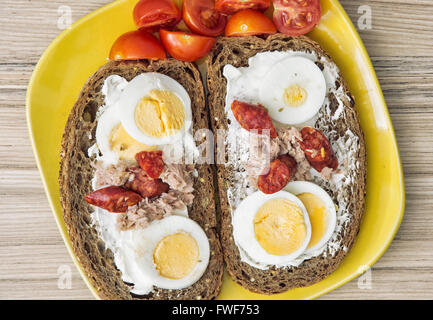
[{"left": 304, "top": 0, "right": 406, "bottom": 299}]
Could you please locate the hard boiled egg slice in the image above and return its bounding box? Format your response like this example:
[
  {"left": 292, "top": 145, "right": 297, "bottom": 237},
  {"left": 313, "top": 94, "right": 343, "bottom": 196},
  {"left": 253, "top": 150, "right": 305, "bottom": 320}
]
[
  {"left": 259, "top": 57, "right": 326, "bottom": 125},
  {"left": 233, "top": 191, "right": 311, "bottom": 266},
  {"left": 95, "top": 104, "right": 157, "bottom": 165},
  {"left": 118, "top": 73, "right": 192, "bottom": 146},
  {"left": 284, "top": 181, "right": 337, "bottom": 254},
  {"left": 129, "top": 215, "right": 210, "bottom": 291}
]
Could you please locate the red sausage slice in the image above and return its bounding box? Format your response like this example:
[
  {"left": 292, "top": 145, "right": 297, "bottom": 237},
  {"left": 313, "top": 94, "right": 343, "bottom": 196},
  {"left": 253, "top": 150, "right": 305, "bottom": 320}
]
[
  {"left": 85, "top": 186, "right": 143, "bottom": 213},
  {"left": 231, "top": 100, "right": 277, "bottom": 138},
  {"left": 277, "top": 154, "right": 298, "bottom": 179},
  {"left": 257, "top": 159, "right": 291, "bottom": 194},
  {"left": 299, "top": 126, "right": 338, "bottom": 172},
  {"left": 135, "top": 150, "right": 165, "bottom": 179},
  {"left": 126, "top": 167, "right": 169, "bottom": 198}
]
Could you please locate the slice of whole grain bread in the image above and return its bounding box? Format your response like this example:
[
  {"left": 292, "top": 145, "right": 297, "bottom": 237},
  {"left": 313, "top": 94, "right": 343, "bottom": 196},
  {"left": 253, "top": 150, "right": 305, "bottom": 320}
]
[
  {"left": 206, "top": 34, "right": 366, "bottom": 295},
  {"left": 59, "top": 59, "right": 223, "bottom": 300}
]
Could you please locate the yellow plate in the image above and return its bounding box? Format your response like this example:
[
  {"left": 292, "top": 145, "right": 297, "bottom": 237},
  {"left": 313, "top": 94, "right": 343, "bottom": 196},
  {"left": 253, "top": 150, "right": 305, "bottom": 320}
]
[{"left": 26, "top": 0, "right": 405, "bottom": 300}]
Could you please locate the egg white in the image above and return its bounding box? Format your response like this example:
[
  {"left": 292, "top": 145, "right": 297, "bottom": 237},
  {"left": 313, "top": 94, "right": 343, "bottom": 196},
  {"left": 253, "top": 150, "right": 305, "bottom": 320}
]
[
  {"left": 233, "top": 191, "right": 312, "bottom": 267},
  {"left": 95, "top": 74, "right": 195, "bottom": 166},
  {"left": 95, "top": 103, "right": 190, "bottom": 166},
  {"left": 95, "top": 104, "right": 122, "bottom": 165},
  {"left": 92, "top": 211, "right": 210, "bottom": 294},
  {"left": 130, "top": 215, "right": 210, "bottom": 291},
  {"left": 118, "top": 73, "right": 192, "bottom": 146},
  {"left": 259, "top": 56, "right": 326, "bottom": 125},
  {"left": 284, "top": 181, "right": 337, "bottom": 254}
]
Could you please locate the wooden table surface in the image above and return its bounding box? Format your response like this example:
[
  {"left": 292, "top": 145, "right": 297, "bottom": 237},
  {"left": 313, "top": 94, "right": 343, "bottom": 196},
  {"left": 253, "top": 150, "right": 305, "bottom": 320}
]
[{"left": 1, "top": 0, "right": 432, "bottom": 300}]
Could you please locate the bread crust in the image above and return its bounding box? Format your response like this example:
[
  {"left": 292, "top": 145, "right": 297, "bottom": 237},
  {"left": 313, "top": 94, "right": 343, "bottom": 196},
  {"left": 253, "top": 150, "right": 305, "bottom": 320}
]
[
  {"left": 59, "top": 59, "right": 223, "bottom": 300},
  {"left": 206, "top": 34, "right": 367, "bottom": 295}
]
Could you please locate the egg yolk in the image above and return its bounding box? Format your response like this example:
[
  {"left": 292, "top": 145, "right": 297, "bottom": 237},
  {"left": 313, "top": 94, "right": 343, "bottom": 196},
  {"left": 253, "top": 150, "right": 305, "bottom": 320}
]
[
  {"left": 134, "top": 89, "right": 185, "bottom": 138},
  {"left": 109, "top": 124, "right": 157, "bottom": 161},
  {"left": 283, "top": 84, "right": 308, "bottom": 107},
  {"left": 153, "top": 232, "right": 199, "bottom": 280},
  {"left": 254, "top": 199, "right": 307, "bottom": 256},
  {"left": 297, "top": 193, "right": 328, "bottom": 249}
]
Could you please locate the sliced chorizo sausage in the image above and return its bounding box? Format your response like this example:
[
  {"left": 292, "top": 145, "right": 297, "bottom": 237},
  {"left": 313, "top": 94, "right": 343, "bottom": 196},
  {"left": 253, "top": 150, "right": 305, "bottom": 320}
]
[
  {"left": 135, "top": 150, "right": 165, "bottom": 179},
  {"left": 299, "top": 126, "right": 338, "bottom": 172},
  {"left": 231, "top": 100, "right": 277, "bottom": 138},
  {"left": 85, "top": 186, "right": 143, "bottom": 213},
  {"left": 277, "top": 154, "right": 297, "bottom": 179},
  {"left": 126, "top": 167, "right": 169, "bottom": 198},
  {"left": 257, "top": 159, "right": 291, "bottom": 194}
]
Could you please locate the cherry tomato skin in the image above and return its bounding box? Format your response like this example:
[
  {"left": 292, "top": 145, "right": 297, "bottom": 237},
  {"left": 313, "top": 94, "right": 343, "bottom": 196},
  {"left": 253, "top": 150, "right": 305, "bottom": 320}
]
[
  {"left": 159, "top": 29, "right": 216, "bottom": 62},
  {"left": 215, "top": 0, "right": 270, "bottom": 15},
  {"left": 109, "top": 30, "right": 166, "bottom": 60},
  {"left": 133, "top": 0, "right": 181, "bottom": 32},
  {"left": 225, "top": 9, "right": 276, "bottom": 37},
  {"left": 182, "top": 0, "right": 227, "bottom": 37},
  {"left": 273, "top": 0, "right": 321, "bottom": 36}
]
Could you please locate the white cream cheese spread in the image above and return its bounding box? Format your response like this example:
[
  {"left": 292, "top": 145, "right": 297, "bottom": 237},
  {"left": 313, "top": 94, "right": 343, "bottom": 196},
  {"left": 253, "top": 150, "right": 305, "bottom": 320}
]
[{"left": 223, "top": 51, "right": 361, "bottom": 269}]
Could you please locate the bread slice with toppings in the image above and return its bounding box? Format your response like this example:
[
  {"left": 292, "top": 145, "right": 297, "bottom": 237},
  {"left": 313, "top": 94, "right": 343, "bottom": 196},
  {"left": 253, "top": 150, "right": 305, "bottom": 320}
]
[
  {"left": 59, "top": 59, "right": 223, "bottom": 300},
  {"left": 206, "top": 34, "right": 366, "bottom": 295}
]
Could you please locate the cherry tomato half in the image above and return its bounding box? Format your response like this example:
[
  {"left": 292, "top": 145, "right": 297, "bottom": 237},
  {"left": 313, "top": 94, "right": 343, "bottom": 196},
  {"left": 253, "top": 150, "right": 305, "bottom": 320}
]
[
  {"left": 182, "top": 0, "right": 227, "bottom": 37},
  {"left": 215, "top": 0, "right": 270, "bottom": 15},
  {"left": 225, "top": 9, "right": 276, "bottom": 37},
  {"left": 159, "top": 29, "right": 216, "bottom": 62},
  {"left": 133, "top": 0, "right": 181, "bottom": 32},
  {"left": 109, "top": 30, "right": 166, "bottom": 60},
  {"left": 273, "top": 0, "right": 321, "bottom": 36}
]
